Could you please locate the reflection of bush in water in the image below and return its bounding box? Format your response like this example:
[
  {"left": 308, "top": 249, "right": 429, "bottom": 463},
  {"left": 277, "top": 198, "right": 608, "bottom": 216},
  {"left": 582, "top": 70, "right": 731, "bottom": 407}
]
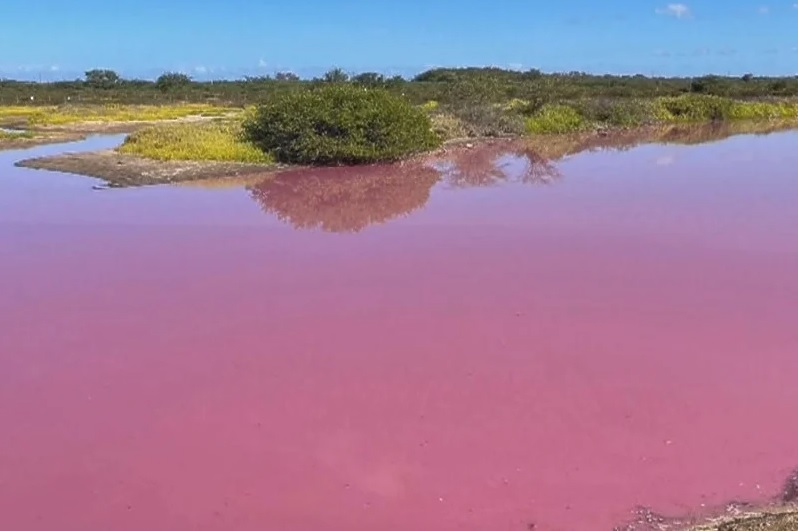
[
  {"left": 250, "top": 142, "right": 563, "bottom": 232},
  {"left": 524, "top": 121, "right": 798, "bottom": 161},
  {"left": 432, "top": 140, "right": 561, "bottom": 187},
  {"left": 248, "top": 164, "right": 440, "bottom": 233}
]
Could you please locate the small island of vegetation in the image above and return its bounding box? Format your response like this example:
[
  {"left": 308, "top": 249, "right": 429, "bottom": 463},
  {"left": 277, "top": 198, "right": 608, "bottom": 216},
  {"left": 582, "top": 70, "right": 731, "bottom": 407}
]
[{"left": 4, "top": 66, "right": 798, "bottom": 184}]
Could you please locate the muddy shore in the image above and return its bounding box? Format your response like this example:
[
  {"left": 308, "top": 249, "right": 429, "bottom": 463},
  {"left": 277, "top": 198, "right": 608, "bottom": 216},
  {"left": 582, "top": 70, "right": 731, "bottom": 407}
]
[{"left": 16, "top": 149, "right": 280, "bottom": 187}]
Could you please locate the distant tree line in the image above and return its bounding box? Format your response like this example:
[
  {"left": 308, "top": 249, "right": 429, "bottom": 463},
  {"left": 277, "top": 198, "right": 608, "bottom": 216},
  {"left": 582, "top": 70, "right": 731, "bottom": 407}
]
[{"left": 1, "top": 67, "right": 797, "bottom": 106}]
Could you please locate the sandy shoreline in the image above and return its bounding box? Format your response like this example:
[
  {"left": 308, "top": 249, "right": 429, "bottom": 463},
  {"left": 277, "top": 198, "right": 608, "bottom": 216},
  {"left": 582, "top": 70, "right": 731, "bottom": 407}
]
[{"left": 16, "top": 149, "right": 281, "bottom": 187}]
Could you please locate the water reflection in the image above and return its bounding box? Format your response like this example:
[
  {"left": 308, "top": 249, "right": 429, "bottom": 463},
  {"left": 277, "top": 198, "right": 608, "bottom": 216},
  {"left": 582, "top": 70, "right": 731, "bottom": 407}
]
[
  {"left": 432, "top": 140, "right": 561, "bottom": 187},
  {"left": 247, "top": 142, "right": 562, "bottom": 233},
  {"left": 523, "top": 120, "right": 798, "bottom": 160},
  {"left": 245, "top": 121, "right": 798, "bottom": 233},
  {"left": 248, "top": 165, "right": 440, "bottom": 233}
]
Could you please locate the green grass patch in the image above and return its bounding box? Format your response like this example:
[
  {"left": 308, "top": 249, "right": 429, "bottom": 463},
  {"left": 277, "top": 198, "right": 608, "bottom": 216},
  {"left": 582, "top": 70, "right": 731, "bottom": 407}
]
[
  {"left": 0, "top": 129, "right": 36, "bottom": 140},
  {"left": 118, "top": 121, "right": 272, "bottom": 163},
  {"left": 572, "top": 99, "right": 657, "bottom": 127},
  {"left": 654, "top": 94, "right": 734, "bottom": 122},
  {"left": 0, "top": 104, "right": 234, "bottom": 127},
  {"left": 525, "top": 104, "right": 586, "bottom": 134}
]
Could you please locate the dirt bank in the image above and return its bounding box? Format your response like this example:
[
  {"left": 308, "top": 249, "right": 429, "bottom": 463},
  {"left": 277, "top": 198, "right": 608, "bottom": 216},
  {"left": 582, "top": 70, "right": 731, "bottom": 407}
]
[
  {"left": 16, "top": 149, "right": 280, "bottom": 187},
  {"left": 0, "top": 131, "right": 87, "bottom": 150}
]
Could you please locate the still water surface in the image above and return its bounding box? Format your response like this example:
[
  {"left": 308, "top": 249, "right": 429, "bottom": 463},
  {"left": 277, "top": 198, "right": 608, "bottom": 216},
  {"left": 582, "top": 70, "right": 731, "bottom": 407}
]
[{"left": 1, "top": 131, "right": 797, "bottom": 531}]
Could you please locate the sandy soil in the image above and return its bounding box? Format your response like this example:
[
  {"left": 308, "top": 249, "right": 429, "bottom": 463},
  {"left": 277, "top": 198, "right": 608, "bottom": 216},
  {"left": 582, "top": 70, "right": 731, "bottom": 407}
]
[{"left": 16, "top": 149, "right": 280, "bottom": 187}]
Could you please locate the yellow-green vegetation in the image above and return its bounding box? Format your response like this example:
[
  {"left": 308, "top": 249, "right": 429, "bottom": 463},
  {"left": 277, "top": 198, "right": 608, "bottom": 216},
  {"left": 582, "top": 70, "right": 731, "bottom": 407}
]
[
  {"left": 119, "top": 121, "right": 272, "bottom": 163},
  {"left": 728, "top": 100, "right": 798, "bottom": 120},
  {"left": 0, "top": 103, "right": 234, "bottom": 128},
  {"left": 526, "top": 104, "right": 586, "bottom": 134},
  {"left": 523, "top": 95, "right": 798, "bottom": 134},
  {"left": 503, "top": 98, "right": 534, "bottom": 112},
  {"left": 0, "top": 129, "right": 36, "bottom": 140},
  {"left": 428, "top": 112, "right": 470, "bottom": 140}
]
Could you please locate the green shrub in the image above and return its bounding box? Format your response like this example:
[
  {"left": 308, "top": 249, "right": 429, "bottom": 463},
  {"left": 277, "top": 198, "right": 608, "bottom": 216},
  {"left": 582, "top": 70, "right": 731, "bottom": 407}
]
[
  {"left": 573, "top": 99, "right": 656, "bottom": 127},
  {"left": 655, "top": 94, "right": 733, "bottom": 122},
  {"left": 525, "top": 104, "right": 586, "bottom": 134},
  {"left": 243, "top": 85, "right": 440, "bottom": 164}
]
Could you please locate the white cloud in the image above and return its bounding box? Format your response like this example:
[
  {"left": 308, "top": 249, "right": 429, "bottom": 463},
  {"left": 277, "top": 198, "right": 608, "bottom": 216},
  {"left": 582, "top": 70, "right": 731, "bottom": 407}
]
[
  {"left": 194, "top": 65, "right": 208, "bottom": 74},
  {"left": 507, "top": 62, "right": 523, "bottom": 71},
  {"left": 758, "top": 5, "right": 770, "bottom": 14},
  {"left": 50, "top": 65, "right": 60, "bottom": 71},
  {"left": 258, "top": 58, "right": 268, "bottom": 68},
  {"left": 656, "top": 3, "right": 691, "bottom": 18}
]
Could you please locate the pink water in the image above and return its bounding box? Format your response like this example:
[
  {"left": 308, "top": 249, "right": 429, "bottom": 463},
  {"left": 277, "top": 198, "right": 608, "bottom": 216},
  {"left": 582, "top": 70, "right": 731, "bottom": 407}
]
[{"left": 1, "top": 133, "right": 797, "bottom": 531}]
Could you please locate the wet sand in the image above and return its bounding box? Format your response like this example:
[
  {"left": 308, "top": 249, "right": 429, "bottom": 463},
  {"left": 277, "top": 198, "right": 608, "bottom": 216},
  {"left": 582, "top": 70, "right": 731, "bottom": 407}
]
[
  {"left": 1, "top": 131, "right": 798, "bottom": 531},
  {"left": 17, "top": 148, "right": 279, "bottom": 187}
]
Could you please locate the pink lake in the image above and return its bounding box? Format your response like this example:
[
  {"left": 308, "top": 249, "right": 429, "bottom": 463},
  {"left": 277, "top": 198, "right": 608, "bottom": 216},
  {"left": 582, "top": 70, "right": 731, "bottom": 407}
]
[{"left": 1, "top": 131, "right": 797, "bottom": 531}]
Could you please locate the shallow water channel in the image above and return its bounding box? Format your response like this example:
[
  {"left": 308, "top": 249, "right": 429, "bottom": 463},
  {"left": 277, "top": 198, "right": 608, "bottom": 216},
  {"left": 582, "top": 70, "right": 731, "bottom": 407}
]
[{"left": 1, "top": 131, "right": 797, "bottom": 531}]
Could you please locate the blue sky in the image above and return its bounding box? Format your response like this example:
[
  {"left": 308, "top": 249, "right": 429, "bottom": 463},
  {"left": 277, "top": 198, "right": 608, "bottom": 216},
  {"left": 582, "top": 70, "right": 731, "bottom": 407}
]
[{"left": 2, "top": 0, "right": 798, "bottom": 80}]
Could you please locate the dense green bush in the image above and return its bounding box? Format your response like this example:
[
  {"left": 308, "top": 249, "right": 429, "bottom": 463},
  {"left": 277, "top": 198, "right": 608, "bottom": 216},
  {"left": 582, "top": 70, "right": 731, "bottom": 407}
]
[
  {"left": 655, "top": 94, "right": 734, "bottom": 122},
  {"left": 243, "top": 85, "right": 440, "bottom": 164},
  {"left": 573, "top": 99, "right": 656, "bottom": 127}
]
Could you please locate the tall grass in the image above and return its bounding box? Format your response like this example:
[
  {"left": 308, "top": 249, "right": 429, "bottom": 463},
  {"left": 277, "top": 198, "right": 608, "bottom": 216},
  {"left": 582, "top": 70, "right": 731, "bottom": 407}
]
[{"left": 118, "top": 121, "right": 272, "bottom": 163}]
